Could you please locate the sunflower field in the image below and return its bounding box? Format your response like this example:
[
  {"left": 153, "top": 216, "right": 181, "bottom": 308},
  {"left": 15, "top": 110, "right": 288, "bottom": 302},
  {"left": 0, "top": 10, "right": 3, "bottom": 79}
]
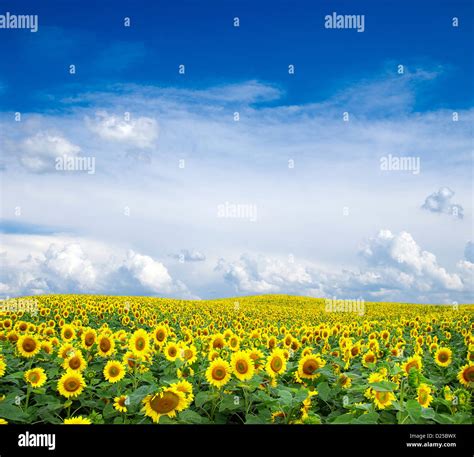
[{"left": 0, "top": 295, "right": 472, "bottom": 425}]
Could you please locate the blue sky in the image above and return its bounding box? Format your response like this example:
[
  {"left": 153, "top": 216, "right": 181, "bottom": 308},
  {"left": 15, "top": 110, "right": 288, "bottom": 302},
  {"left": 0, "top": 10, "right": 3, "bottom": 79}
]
[{"left": 0, "top": 0, "right": 473, "bottom": 303}]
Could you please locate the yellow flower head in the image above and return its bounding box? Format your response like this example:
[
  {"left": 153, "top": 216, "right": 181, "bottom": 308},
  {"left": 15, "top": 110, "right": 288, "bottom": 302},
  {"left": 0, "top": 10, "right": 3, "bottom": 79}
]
[
  {"left": 57, "top": 370, "right": 86, "bottom": 399},
  {"left": 231, "top": 351, "right": 255, "bottom": 381},
  {"left": 206, "top": 358, "right": 232, "bottom": 388},
  {"left": 103, "top": 360, "right": 126, "bottom": 383},
  {"left": 297, "top": 354, "right": 325, "bottom": 380},
  {"left": 24, "top": 367, "right": 47, "bottom": 388},
  {"left": 142, "top": 387, "right": 187, "bottom": 423}
]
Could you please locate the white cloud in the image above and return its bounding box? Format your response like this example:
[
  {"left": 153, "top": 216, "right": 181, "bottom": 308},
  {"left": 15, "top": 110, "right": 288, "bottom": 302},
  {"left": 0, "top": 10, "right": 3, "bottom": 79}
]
[
  {"left": 172, "top": 249, "right": 206, "bottom": 262},
  {"left": 421, "top": 187, "right": 464, "bottom": 219},
  {"left": 43, "top": 243, "right": 97, "bottom": 289},
  {"left": 18, "top": 132, "right": 80, "bottom": 172},
  {"left": 0, "top": 235, "right": 194, "bottom": 299},
  {"left": 86, "top": 110, "right": 158, "bottom": 148},
  {"left": 217, "top": 230, "right": 470, "bottom": 303},
  {"left": 464, "top": 241, "right": 474, "bottom": 263}
]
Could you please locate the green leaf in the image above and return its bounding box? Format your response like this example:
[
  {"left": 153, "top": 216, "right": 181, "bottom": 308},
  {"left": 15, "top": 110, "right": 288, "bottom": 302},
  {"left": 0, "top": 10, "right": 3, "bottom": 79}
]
[
  {"left": 331, "top": 413, "right": 354, "bottom": 424},
  {"left": 277, "top": 389, "right": 293, "bottom": 406},
  {"left": 0, "top": 403, "right": 29, "bottom": 422},
  {"left": 179, "top": 410, "right": 207, "bottom": 424},
  {"left": 195, "top": 391, "right": 217, "bottom": 408},
  {"left": 369, "top": 381, "right": 398, "bottom": 392},
  {"left": 219, "top": 394, "right": 242, "bottom": 412},
  {"left": 354, "top": 412, "right": 379, "bottom": 424},
  {"left": 405, "top": 400, "right": 422, "bottom": 423},
  {"left": 317, "top": 382, "right": 331, "bottom": 401}
]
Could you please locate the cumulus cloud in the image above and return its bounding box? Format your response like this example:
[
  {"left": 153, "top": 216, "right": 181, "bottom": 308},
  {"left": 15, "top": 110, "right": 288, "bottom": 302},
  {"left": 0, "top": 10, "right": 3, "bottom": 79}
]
[
  {"left": 18, "top": 132, "right": 81, "bottom": 172},
  {"left": 217, "top": 230, "right": 471, "bottom": 303},
  {"left": 86, "top": 110, "right": 159, "bottom": 148},
  {"left": 0, "top": 236, "right": 194, "bottom": 299},
  {"left": 421, "top": 187, "right": 464, "bottom": 219},
  {"left": 216, "top": 254, "right": 315, "bottom": 295},
  {"left": 464, "top": 241, "right": 474, "bottom": 263},
  {"left": 172, "top": 249, "right": 206, "bottom": 262}
]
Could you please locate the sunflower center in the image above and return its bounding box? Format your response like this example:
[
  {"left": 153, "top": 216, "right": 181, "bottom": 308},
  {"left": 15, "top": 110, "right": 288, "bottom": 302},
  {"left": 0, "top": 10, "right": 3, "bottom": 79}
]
[
  {"left": 85, "top": 334, "right": 94, "bottom": 346},
  {"left": 376, "top": 391, "right": 389, "bottom": 402},
  {"left": 213, "top": 339, "right": 224, "bottom": 349},
  {"left": 236, "top": 360, "right": 248, "bottom": 374},
  {"left": 69, "top": 357, "right": 81, "bottom": 369},
  {"left": 135, "top": 337, "right": 145, "bottom": 350},
  {"left": 65, "top": 378, "right": 80, "bottom": 392},
  {"left": 212, "top": 366, "right": 226, "bottom": 380},
  {"left": 156, "top": 330, "right": 165, "bottom": 342},
  {"left": 439, "top": 353, "right": 448, "bottom": 362},
  {"left": 464, "top": 366, "right": 474, "bottom": 382},
  {"left": 29, "top": 372, "right": 39, "bottom": 383},
  {"left": 303, "top": 359, "right": 318, "bottom": 375},
  {"left": 270, "top": 356, "right": 283, "bottom": 372},
  {"left": 150, "top": 392, "right": 179, "bottom": 414},
  {"left": 109, "top": 366, "right": 119, "bottom": 376},
  {"left": 168, "top": 347, "right": 177, "bottom": 357},
  {"left": 184, "top": 349, "right": 193, "bottom": 360},
  {"left": 100, "top": 339, "right": 111, "bottom": 352},
  {"left": 64, "top": 330, "right": 73, "bottom": 339},
  {"left": 23, "top": 338, "right": 37, "bottom": 352}
]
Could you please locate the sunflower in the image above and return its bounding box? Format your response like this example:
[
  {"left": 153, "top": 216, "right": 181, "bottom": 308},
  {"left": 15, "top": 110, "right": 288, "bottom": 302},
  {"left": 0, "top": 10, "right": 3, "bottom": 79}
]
[
  {"left": 153, "top": 324, "right": 168, "bottom": 346},
  {"left": 81, "top": 328, "right": 97, "bottom": 350},
  {"left": 114, "top": 395, "right": 128, "bottom": 413},
  {"left": 142, "top": 387, "right": 187, "bottom": 423},
  {"left": 164, "top": 341, "right": 179, "bottom": 361},
  {"left": 297, "top": 354, "right": 325, "bottom": 380},
  {"left": 24, "top": 368, "right": 47, "bottom": 388},
  {"left": 416, "top": 383, "right": 433, "bottom": 408},
  {"left": 60, "top": 324, "right": 76, "bottom": 341},
  {"left": 265, "top": 348, "right": 287, "bottom": 378},
  {"left": 129, "top": 329, "right": 151, "bottom": 357},
  {"left": 0, "top": 359, "right": 6, "bottom": 377},
  {"left": 17, "top": 335, "right": 40, "bottom": 358},
  {"left": 172, "top": 380, "right": 194, "bottom": 407},
  {"left": 57, "top": 370, "right": 86, "bottom": 398},
  {"left": 230, "top": 351, "right": 255, "bottom": 381},
  {"left": 434, "top": 347, "right": 452, "bottom": 367},
  {"left": 362, "top": 350, "right": 377, "bottom": 367},
  {"left": 402, "top": 355, "right": 422, "bottom": 376},
  {"left": 249, "top": 348, "right": 265, "bottom": 371},
  {"left": 338, "top": 373, "right": 352, "bottom": 389},
  {"left": 373, "top": 390, "right": 395, "bottom": 409},
  {"left": 181, "top": 344, "right": 197, "bottom": 364},
  {"left": 63, "top": 416, "right": 91, "bottom": 424},
  {"left": 457, "top": 363, "right": 474, "bottom": 388},
  {"left": 63, "top": 351, "right": 87, "bottom": 372},
  {"left": 41, "top": 341, "right": 53, "bottom": 354},
  {"left": 0, "top": 419, "right": 8, "bottom": 424},
  {"left": 103, "top": 360, "right": 126, "bottom": 383},
  {"left": 97, "top": 334, "right": 115, "bottom": 357},
  {"left": 206, "top": 358, "right": 232, "bottom": 388}
]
